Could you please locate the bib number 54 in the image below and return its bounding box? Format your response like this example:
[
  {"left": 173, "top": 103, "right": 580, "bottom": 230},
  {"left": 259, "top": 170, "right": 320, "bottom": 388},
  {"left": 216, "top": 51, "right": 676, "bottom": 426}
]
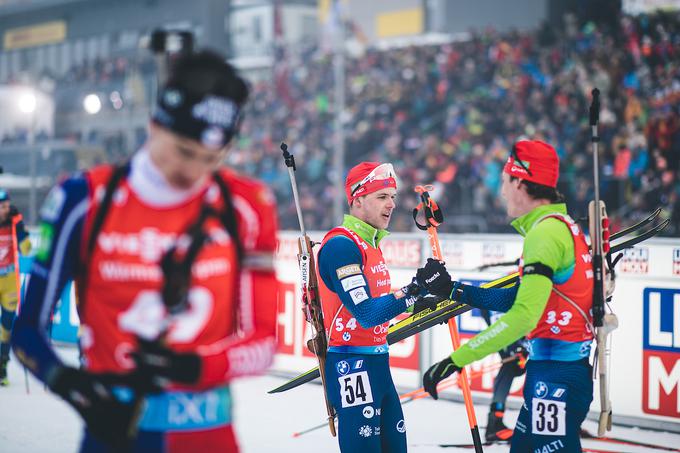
[{"left": 339, "top": 371, "right": 374, "bottom": 408}]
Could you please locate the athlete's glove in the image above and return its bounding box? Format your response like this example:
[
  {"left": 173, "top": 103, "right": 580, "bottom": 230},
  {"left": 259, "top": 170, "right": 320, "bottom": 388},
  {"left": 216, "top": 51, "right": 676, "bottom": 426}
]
[
  {"left": 412, "top": 294, "right": 443, "bottom": 314},
  {"left": 423, "top": 355, "right": 461, "bottom": 400},
  {"left": 416, "top": 258, "right": 456, "bottom": 298},
  {"left": 47, "top": 366, "right": 137, "bottom": 448},
  {"left": 131, "top": 338, "right": 202, "bottom": 390}
]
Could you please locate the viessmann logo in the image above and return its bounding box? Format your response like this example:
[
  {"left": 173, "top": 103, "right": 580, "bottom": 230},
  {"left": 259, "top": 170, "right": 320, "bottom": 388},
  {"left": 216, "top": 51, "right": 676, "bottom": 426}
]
[{"left": 98, "top": 227, "right": 229, "bottom": 263}]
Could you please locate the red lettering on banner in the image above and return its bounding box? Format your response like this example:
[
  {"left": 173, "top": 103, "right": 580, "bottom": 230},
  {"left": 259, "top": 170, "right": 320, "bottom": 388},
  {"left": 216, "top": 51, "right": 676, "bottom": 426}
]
[
  {"left": 482, "top": 243, "right": 506, "bottom": 265},
  {"left": 277, "top": 281, "right": 296, "bottom": 355},
  {"left": 619, "top": 248, "right": 649, "bottom": 274},
  {"left": 381, "top": 239, "right": 422, "bottom": 267},
  {"left": 276, "top": 238, "right": 299, "bottom": 262},
  {"left": 643, "top": 350, "right": 680, "bottom": 417},
  {"left": 440, "top": 241, "right": 464, "bottom": 267}
]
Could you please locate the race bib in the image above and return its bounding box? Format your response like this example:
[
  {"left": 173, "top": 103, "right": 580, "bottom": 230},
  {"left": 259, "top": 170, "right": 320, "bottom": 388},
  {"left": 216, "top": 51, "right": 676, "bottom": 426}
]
[
  {"left": 531, "top": 398, "right": 566, "bottom": 436},
  {"left": 338, "top": 371, "right": 374, "bottom": 408}
]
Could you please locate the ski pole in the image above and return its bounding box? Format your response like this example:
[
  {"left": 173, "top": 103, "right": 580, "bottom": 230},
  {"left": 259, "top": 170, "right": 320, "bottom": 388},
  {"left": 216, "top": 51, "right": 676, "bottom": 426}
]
[
  {"left": 400, "top": 353, "right": 521, "bottom": 402},
  {"left": 413, "top": 184, "right": 484, "bottom": 453}
]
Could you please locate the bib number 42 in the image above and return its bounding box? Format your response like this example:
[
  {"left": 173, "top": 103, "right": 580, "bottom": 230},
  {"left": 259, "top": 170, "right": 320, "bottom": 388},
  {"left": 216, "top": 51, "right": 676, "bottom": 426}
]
[{"left": 339, "top": 371, "right": 374, "bottom": 408}]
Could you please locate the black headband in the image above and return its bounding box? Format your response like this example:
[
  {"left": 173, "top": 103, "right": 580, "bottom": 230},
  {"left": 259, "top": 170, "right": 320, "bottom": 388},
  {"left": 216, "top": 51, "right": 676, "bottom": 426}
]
[{"left": 152, "top": 85, "right": 241, "bottom": 150}]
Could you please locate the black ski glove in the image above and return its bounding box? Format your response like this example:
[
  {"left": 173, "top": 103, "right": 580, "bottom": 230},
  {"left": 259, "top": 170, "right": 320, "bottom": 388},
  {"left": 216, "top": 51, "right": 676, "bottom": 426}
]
[
  {"left": 423, "top": 355, "right": 461, "bottom": 400},
  {"left": 397, "top": 278, "right": 425, "bottom": 309},
  {"left": 413, "top": 294, "right": 444, "bottom": 314},
  {"left": 47, "top": 366, "right": 138, "bottom": 448},
  {"left": 131, "top": 338, "right": 202, "bottom": 390},
  {"left": 416, "top": 258, "right": 455, "bottom": 298}
]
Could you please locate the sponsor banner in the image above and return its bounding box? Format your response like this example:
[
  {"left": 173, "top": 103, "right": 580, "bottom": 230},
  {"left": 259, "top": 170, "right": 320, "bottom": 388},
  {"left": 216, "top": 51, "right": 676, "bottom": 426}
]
[
  {"left": 643, "top": 287, "right": 680, "bottom": 418},
  {"left": 619, "top": 247, "right": 650, "bottom": 274},
  {"left": 4, "top": 20, "right": 66, "bottom": 50},
  {"left": 439, "top": 240, "right": 465, "bottom": 267},
  {"left": 643, "top": 349, "right": 680, "bottom": 417},
  {"left": 381, "top": 238, "right": 421, "bottom": 268},
  {"left": 673, "top": 248, "right": 680, "bottom": 276},
  {"left": 482, "top": 242, "right": 506, "bottom": 266}
]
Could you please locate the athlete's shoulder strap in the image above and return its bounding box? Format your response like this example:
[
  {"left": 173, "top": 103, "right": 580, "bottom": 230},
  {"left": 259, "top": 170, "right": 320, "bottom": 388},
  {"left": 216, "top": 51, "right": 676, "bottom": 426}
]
[{"left": 85, "top": 161, "right": 131, "bottom": 259}]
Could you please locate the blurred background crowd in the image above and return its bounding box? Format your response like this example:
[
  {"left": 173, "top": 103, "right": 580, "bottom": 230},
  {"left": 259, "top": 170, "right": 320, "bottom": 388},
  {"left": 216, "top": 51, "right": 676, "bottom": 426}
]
[
  {"left": 232, "top": 12, "right": 680, "bottom": 234},
  {"left": 0, "top": 1, "right": 677, "bottom": 236}
]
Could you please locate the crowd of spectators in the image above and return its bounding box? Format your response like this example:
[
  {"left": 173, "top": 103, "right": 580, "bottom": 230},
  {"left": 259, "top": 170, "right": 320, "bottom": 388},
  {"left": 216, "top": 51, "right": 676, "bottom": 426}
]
[
  {"left": 228, "top": 11, "right": 680, "bottom": 237},
  {"left": 1, "top": 11, "right": 678, "bottom": 237}
]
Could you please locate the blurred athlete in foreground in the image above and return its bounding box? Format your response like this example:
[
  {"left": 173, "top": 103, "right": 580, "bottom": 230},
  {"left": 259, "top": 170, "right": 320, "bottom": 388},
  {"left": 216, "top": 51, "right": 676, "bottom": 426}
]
[{"left": 13, "top": 49, "right": 278, "bottom": 452}]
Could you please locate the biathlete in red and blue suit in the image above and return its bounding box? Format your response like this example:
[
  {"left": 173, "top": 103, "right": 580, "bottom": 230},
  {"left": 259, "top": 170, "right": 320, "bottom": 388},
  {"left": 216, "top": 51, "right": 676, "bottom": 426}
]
[
  {"left": 12, "top": 50, "right": 279, "bottom": 453},
  {"left": 317, "top": 162, "right": 426, "bottom": 453}
]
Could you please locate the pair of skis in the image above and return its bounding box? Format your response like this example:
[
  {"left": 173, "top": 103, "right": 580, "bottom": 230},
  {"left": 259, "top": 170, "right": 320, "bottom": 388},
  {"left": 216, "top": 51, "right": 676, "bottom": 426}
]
[{"left": 268, "top": 206, "right": 667, "bottom": 395}]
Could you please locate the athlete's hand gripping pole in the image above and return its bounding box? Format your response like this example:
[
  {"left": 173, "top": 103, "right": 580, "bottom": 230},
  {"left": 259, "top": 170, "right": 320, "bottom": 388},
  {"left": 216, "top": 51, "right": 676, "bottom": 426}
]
[
  {"left": 589, "top": 88, "right": 615, "bottom": 436},
  {"left": 281, "top": 142, "right": 337, "bottom": 437},
  {"left": 413, "top": 185, "right": 484, "bottom": 453}
]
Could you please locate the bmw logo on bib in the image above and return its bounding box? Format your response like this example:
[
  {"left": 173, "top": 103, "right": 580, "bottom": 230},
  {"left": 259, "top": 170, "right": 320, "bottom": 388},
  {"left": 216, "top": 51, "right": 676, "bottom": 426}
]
[
  {"left": 534, "top": 381, "right": 548, "bottom": 398},
  {"left": 336, "top": 360, "right": 350, "bottom": 375}
]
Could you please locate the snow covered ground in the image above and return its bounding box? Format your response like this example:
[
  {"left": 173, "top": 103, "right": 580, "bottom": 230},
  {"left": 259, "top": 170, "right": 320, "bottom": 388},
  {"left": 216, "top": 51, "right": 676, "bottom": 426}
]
[{"left": 1, "top": 346, "right": 679, "bottom": 452}]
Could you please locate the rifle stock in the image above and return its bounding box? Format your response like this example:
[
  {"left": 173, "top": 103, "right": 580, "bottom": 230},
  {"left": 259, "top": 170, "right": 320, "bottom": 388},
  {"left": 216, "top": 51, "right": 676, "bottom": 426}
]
[{"left": 296, "top": 234, "right": 337, "bottom": 437}]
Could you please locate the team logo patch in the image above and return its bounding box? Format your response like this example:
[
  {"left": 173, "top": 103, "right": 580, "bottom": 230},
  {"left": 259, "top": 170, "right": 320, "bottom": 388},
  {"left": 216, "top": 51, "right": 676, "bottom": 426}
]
[
  {"left": 353, "top": 359, "right": 364, "bottom": 370},
  {"left": 349, "top": 287, "right": 369, "bottom": 305},
  {"left": 341, "top": 275, "right": 366, "bottom": 292},
  {"left": 362, "top": 406, "right": 374, "bottom": 419},
  {"left": 534, "top": 381, "right": 548, "bottom": 398},
  {"left": 336, "top": 360, "right": 350, "bottom": 375},
  {"left": 342, "top": 332, "right": 352, "bottom": 342},
  {"left": 336, "top": 264, "right": 362, "bottom": 279},
  {"left": 396, "top": 419, "right": 406, "bottom": 433},
  {"left": 201, "top": 126, "right": 225, "bottom": 149},
  {"left": 552, "top": 388, "right": 566, "bottom": 398},
  {"left": 359, "top": 425, "right": 372, "bottom": 437},
  {"left": 550, "top": 325, "right": 561, "bottom": 335}
]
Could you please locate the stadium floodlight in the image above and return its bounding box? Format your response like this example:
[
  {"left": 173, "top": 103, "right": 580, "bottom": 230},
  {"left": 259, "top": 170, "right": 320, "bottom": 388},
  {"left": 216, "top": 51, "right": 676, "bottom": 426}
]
[
  {"left": 18, "top": 91, "right": 37, "bottom": 114},
  {"left": 83, "top": 93, "right": 102, "bottom": 114}
]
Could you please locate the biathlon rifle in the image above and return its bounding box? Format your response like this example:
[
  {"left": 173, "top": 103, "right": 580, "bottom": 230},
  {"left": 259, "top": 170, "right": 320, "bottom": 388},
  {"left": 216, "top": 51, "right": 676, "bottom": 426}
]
[
  {"left": 280, "top": 142, "right": 337, "bottom": 437},
  {"left": 589, "top": 88, "right": 616, "bottom": 437}
]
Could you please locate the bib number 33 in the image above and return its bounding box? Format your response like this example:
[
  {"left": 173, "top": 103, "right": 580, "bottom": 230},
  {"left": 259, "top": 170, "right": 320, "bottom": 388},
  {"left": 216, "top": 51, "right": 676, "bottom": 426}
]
[
  {"left": 532, "top": 399, "right": 566, "bottom": 436},
  {"left": 339, "top": 371, "right": 374, "bottom": 408}
]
